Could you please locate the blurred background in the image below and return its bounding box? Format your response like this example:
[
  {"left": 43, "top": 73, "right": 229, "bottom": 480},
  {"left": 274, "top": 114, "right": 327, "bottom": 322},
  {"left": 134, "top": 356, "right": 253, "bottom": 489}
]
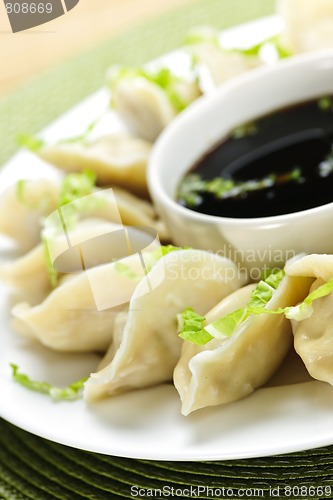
[
  {"left": 0, "top": 0, "right": 194, "bottom": 96},
  {"left": 2, "top": 0, "right": 333, "bottom": 167}
]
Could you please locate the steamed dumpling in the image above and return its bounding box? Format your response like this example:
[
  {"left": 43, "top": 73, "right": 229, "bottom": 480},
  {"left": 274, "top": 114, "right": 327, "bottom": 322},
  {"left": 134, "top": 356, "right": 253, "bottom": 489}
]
[
  {"left": 0, "top": 178, "right": 169, "bottom": 251},
  {"left": 109, "top": 67, "right": 201, "bottom": 141},
  {"left": 112, "top": 79, "right": 176, "bottom": 142},
  {"left": 0, "top": 244, "right": 47, "bottom": 304},
  {"left": 285, "top": 253, "right": 333, "bottom": 281},
  {"left": 10, "top": 235, "right": 159, "bottom": 352},
  {"left": 174, "top": 273, "right": 312, "bottom": 415},
  {"left": 84, "top": 249, "right": 246, "bottom": 402},
  {"left": 184, "top": 28, "right": 261, "bottom": 90},
  {"left": 38, "top": 134, "right": 152, "bottom": 196},
  {"left": 285, "top": 254, "right": 333, "bottom": 384},
  {"left": 278, "top": 0, "right": 333, "bottom": 53},
  {"left": 192, "top": 43, "right": 261, "bottom": 89},
  {"left": 97, "top": 312, "right": 128, "bottom": 370},
  {"left": 101, "top": 186, "right": 169, "bottom": 241},
  {"left": 0, "top": 218, "right": 126, "bottom": 301}
]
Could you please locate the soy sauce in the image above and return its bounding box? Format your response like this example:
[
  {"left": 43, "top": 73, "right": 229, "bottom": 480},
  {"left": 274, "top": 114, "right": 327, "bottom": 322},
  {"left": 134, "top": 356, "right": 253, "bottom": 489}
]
[{"left": 177, "top": 97, "right": 333, "bottom": 218}]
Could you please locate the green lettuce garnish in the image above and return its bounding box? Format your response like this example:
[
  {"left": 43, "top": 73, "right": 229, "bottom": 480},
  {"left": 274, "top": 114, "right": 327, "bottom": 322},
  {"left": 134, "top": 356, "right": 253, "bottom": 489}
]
[
  {"left": 17, "top": 133, "right": 45, "bottom": 152},
  {"left": 233, "top": 36, "right": 292, "bottom": 59},
  {"left": 205, "top": 269, "right": 285, "bottom": 339},
  {"left": 178, "top": 168, "right": 302, "bottom": 208},
  {"left": 318, "top": 96, "right": 333, "bottom": 111},
  {"left": 17, "top": 115, "right": 104, "bottom": 152},
  {"left": 57, "top": 115, "right": 103, "bottom": 146},
  {"left": 144, "top": 244, "right": 188, "bottom": 271},
  {"left": 42, "top": 235, "right": 59, "bottom": 289},
  {"left": 179, "top": 270, "right": 285, "bottom": 344},
  {"left": 16, "top": 179, "right": 26, "bottom": 203},
  {"left": 184, "top": 26, "right": 220, "bottom": 47},
  {"left": 184, "top": 26, "right": 292, "bottom": 60},
  {"left": 10, "top": 364, "right": 87, "bottom": 401},
  {"left": 231, "top": 121, "right": 258, "bottom": 139},
  {"left": 58, "top": 170, "right": 96, "bottom": 208},
  {"left": 284, "top": 278, "right": 333, "bottom": 321},
  {"left": 109, "top": 66, "right": 193, "bottom": 113},
  {"left": 179, "top": 270, "right": 333, "bottom": 345},
  {"left": 178, "top": 308, "right": 212, "bottom": 345}
]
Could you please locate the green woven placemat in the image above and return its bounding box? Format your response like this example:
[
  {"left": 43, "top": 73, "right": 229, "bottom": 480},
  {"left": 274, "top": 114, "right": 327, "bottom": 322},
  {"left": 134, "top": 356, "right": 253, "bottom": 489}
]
[
  {"left": 4, "top": 0, "right": 333, "bottom": 499},
  {"left": 1, "top": 420, "right": 333, "bottom": 499}
]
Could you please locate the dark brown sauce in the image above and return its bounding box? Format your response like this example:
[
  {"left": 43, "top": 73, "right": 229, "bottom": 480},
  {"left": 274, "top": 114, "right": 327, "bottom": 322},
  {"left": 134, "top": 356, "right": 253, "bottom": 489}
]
[{"left": 177, "top": 97, "right": 333, "bottom": 218}]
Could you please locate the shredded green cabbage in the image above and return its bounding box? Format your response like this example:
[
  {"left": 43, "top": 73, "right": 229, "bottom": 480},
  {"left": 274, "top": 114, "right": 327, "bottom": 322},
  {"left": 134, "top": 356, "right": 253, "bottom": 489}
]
[
  {"left": 184, "top": 26, "right": 292, "bottom": 59},
  {"left": 184, "top": 26, "right": 220, "bottom": 47},
  {"left": 179, "top": 270, "right": 285, "bottom": 344},
  {"left": 16, "top": 179, "right": 26, "bottom": 203},
  {"left": 284, "top": 278, "right": 333, "bottom": 321},
  {"left": 17, "top": 115, "right": 104, "bottom": 152},
  {"left": 10, "top": 364, "right": 87, "bottom": 401},
  {"left": 178, "top": 308, "right": 212, "bottom": 345},
  {"left": 17, "top": 133, "right": 45, "bottom": 152},
  {"left": 58, "top": 170, "right": 96, "bottom": 208},
  {"left": 178, "top": 168, "right": 302, "bottom": 207},
  {"left": 179, "top": 270, "right": 333, "bottom": 345}
]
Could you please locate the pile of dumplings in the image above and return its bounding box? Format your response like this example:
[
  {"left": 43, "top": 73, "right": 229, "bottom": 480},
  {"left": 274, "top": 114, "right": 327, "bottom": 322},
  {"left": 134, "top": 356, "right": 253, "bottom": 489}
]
[
  {"left": 1, "top": 176, "right": 333, "bottom": 417},
  {"left": 2, "top": 0, "right": 333, "bottom": 417},
  {"left": 2, "top": 185, "right": 333, "bottom": 416}
]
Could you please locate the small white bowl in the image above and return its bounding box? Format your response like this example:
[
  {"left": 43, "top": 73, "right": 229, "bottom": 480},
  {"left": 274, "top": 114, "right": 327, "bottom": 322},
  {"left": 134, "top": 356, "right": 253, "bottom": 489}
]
[{"left": 148, "top": 51, "right": 333, "bottom": 274}]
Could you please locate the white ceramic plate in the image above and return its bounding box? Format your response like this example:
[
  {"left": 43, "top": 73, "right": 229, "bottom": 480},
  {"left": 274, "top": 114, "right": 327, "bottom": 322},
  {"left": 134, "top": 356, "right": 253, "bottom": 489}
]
[{"left": 2, "top": 16, "right": 333, "bottom": 461}]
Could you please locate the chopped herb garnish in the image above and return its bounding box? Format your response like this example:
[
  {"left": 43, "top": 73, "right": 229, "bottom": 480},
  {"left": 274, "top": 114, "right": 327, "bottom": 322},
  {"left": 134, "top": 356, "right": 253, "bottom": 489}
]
[
  {"left": 318, "top": 97, "right": 333, "bottom": 111},
  {"left": 232, "top": 36, "right": 292, "bottom": 59},
  {"left": 10, "top": 364, "right": 87, "bottom": 401},
  {"left": 184, "top": 26, "right": 220, "bottom": 47},
  {"left": 178, "top": 167, "right": 302, "bottom": 208},
  {"left": 144, "top": 244, "right": 187, "bottom": 271},
  {"left": 284, "top": 278, "right": 333, "bottom": 321},
  {"left": 17, "top": 133, "right": 45, "bottom": 152},
  {"left": 205, "top": 270, "right": 285, "bottom": 340},
  {"left": 184, "top": 26, "right": 292, "bottom": 60},
  {"left": 179, "top": 270, "right": 285, "bottom": 345},
  {"left": 57, "top": 115, "right": 104, "bottom": 146},
  {"left": 16, "top": 179, "right": 26, "bottom": 203},
  {"left": 109, "top": 66, "right": 195, "bottom": 113},
  {"left": 232, "top": 122, "right": 258, "bottom": 139},
  {"left": 17, "top": 114, "right": 105, "bottom": 151},
  {"left": 178, "top": 308, "right": 212, "bottom": 345},
  {"left": 58, "top": 170, "right": 96, "bottom": 208},
  {"left": 42, "top": 235, "right": 59, "bottom": 288},
  {"left": 179, "top": 272, "right": 333, "bottom": 345}
]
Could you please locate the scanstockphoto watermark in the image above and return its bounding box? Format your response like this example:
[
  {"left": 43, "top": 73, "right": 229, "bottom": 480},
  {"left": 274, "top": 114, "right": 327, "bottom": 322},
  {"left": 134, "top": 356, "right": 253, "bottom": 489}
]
[
  {"left": 130, "top": 485, "right": 266, "bottom": 498},
  {"left": 3, "top": 0, "right": 80, "bottom": 33}
]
